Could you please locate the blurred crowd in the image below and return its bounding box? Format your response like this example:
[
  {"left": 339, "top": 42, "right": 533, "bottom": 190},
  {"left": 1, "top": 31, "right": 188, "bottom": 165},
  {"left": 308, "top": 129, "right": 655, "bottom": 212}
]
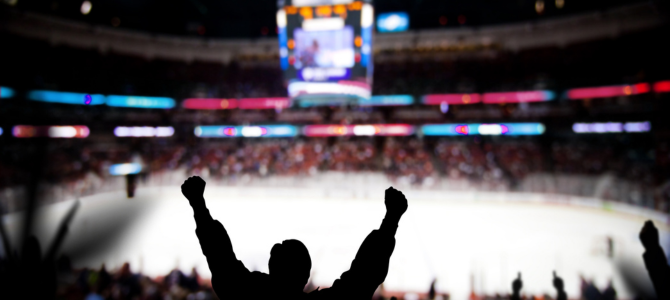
[
  {"left": 0, "top": 135, "right": 666, "bottom": 213},
  {"left": 52, "top": 260, "right": 216, "bottom": 300},
  {"left": 47, "top": 259, "right": 621, "bottom": 300}
]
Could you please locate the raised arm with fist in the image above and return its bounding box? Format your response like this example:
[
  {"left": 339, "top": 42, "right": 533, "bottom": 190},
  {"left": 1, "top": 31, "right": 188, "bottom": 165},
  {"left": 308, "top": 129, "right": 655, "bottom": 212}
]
[
  {"left": 385, "top": 187, "right": 408, "bottom": 218},
  {"left": 182, "top": 176, "right": 206, "bottom": 210},
  {"left": 640, "top": 220, "right": 660, "bottom": 250}
]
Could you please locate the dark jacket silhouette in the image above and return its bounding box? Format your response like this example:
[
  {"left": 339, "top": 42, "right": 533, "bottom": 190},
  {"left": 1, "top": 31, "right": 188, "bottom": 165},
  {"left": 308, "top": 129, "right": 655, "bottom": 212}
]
[
  {"left": 181, "top": 176, "right": 408, "bottom": 300},
  {"left": 639, "top": 220, "right": 670, "bottom": 300}
]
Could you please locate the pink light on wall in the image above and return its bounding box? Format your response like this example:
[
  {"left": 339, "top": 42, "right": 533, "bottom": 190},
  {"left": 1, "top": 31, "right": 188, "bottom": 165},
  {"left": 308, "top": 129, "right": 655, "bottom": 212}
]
[
  {"left": 422, "top": 94, "right": 481, "bottom": 105},
  {"left": 238, "top": 98, "right": 290, "bottom": 109},
  {"left": 182, "top": 98, "right": 238, "bottom": 110},
  {"left": 568, "top": 83, "right": 650, "bottom": 99},
  {"left": 483, "top": 90, "right": 555, "bottom": 103},
  {"left": 654, "top": 80, "right": 670, "bottom": 93}
]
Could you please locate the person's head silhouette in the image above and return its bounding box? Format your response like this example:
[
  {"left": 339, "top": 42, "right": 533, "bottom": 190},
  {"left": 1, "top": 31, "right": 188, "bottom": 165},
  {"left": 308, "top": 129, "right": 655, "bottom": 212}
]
[{"left": 269, "top": 239, "right": 311, "bottom": 292}]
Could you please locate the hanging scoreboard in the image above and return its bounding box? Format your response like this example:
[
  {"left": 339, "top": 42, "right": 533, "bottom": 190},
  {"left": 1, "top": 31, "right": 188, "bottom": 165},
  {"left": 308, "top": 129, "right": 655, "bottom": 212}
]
[{"left": 277, "top": 0, "right": 374, "bottom": 104}]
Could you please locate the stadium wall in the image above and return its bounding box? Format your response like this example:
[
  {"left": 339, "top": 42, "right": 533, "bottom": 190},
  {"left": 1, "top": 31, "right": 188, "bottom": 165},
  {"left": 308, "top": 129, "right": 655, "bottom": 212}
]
[{"left": 0, "top": 3, "right": 663, "bottom": 63}]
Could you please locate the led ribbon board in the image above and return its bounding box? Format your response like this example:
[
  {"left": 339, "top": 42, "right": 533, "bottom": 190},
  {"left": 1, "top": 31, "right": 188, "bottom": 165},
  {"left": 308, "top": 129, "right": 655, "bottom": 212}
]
[
  {"left": 377, "top": 12, "right": 409, "bottom": 33},
  {"left": 183, "top": 99, "right": 239, "bottom": 110},
  {"left": 654, "top": 80, "right": 670, "bottom": 93},
  {"left": 114, "top": 127, "right": 175, "bottom": 137},
  {"left": 238, "top": 98, "right": 291, "bottom": 109},
  {"left": 421, "top": 123, "right": 546, "bottom": 136},
  {"left": 302, "top": 124, "right": 414, "bottom": 136},
  {"left": 27, "top": 90, "right": 105, "bottom": 105},
  {"left": 0, "top": 87, "right": 15, "bottom": 99},
  {"left": 568, "top": 83, "right": 650, "bottom": 99},
  {"left": 109, "top": 163, "right": 143, "bottom": 176},
  {"left": 358, "top": 95, "right": 414, "bottom": 106},
  {"left": 572, "top": 122, "right": 651, "bottom": 133},
  {"left": 422, "top": 94, "right": 481, "bottom": 105},
  {"left": 194, "top": 125, "right": 299, "bottom": 138},
  {"left": 12, "top": 125, "right": 90, "bottom": 138},
  {"left": 106, "top": 95, "right": 175, "bottom": 109},
  {"left": 483, "top": 90, "right": 555, "bottom": 103}
]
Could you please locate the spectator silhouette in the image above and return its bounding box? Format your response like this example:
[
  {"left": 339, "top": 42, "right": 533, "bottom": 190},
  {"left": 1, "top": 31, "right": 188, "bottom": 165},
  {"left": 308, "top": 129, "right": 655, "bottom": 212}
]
[
  {"left": 511, "top": 272, "right": 566, "bottom": 300},
  {"left": 601, "top": 280, "right": 616, "bottom": 300},
  {"left": 181, "top": 175, "right": 408, "bottom": 300},
  {"left": 511, "top": 273, "right": 522, "bottom": 300},
  {"left": 552, "top": 271, "right": 567, "bottom": 300},
  {"left": 639, "top": 220, "right": 669, "bottom": 299}
]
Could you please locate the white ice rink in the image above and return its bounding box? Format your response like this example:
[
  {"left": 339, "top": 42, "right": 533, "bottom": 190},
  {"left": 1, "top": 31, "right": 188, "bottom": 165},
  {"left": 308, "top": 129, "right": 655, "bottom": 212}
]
[{"left": 2, "top": 185, "right": 668, "bottom": 299}]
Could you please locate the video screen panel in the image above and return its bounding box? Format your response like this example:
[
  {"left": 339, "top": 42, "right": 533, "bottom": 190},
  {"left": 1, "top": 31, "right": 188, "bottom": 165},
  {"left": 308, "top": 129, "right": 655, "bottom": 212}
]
[
  {"left": 278, "top": 0, "right": 373, "bottom": 102},
  {"left": 294, "top": 26, "right": 355, "bottom": 69}
]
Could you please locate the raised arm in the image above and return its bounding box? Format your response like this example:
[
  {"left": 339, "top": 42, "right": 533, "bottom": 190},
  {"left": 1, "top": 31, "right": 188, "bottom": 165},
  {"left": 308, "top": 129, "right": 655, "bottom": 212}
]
[
  {"left": 328, "top": 187, "right": 408, "bottom": 299},
  {"left": 639, "top": 220, "right": 670, "bottom": 300},
  {"left": 553, "top": 271, "right": 567, "bottom": 300},
  {"left": 181, "top": 176, "right": 251, "bottom": 298}
]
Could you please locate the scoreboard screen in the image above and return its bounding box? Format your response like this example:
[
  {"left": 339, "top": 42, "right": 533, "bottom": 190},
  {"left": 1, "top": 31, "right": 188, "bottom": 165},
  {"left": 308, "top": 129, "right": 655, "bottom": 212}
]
[{"left": 277, "top": 0, "right": 374, "bottom": 103}]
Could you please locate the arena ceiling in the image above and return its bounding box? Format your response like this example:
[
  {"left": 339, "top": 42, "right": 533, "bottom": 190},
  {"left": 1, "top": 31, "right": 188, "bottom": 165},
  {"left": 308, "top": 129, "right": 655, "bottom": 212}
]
[{"left": 1, "top": 0, "right": 651, "bottom": 38}]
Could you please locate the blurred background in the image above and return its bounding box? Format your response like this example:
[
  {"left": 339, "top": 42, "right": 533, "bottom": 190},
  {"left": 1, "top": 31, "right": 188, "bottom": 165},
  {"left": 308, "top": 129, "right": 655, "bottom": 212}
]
[{"left": 1, "top": 0, "right": 669, "bottom": 299}]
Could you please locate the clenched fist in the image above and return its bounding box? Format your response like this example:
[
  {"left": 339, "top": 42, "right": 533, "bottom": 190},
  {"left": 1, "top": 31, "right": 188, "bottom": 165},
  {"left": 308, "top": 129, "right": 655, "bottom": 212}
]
[
  {"left": 640, "top": 220, "right": 660, "bottom": 250},
  {"left": 182, "top": 176, "right": 206, "bottom": 209},
  {"left": 385, "top": 187, "right": 408, "bottom": 218}
]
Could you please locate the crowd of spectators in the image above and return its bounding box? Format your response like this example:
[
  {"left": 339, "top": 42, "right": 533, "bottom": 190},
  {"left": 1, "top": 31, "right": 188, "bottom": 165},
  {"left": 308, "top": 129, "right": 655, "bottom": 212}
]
[
  {"left": 1, "top": 135, "right": 665, "bottom": 213},
  {"left": 52, "top": 259, "right": 216, "bottom": 300},
  {"left": 46, "top": 258, "right": 619, "bottom": 300},
  {"left": 383, "top": 138, "right": 435, "bottom": 185},
  {"left": 0, "top": 137, "right": 660, "bottom": 186}
]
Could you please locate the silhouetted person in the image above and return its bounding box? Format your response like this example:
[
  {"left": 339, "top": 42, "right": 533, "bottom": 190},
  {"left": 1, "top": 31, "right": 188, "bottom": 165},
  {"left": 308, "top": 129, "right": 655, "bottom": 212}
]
[
  {"left": 581, "top": 278, "right": 601, "bottom": 300},
  {"left": 126, "top": 174, "right": 137, "bottom": 198},
  {"left": 428, "top": 278, "right": 437, "bottom": 300},
  {"left": 639, "top": 220, "right": 669, "bottom": 299},
  {"left": 601, "top": 280, "right": 616, "bottom": 300},
  {"left": 552, "top": 271, "right": 567, "bottom": 300},
  {"left": 181, "top": 176, "right": 408, "bottom": 300},
  {"left": 511, "top": 272, "right": 522, "bottom": 300},
  {"left": 511, "top": 272, "right": 565, "bottom": 300}
]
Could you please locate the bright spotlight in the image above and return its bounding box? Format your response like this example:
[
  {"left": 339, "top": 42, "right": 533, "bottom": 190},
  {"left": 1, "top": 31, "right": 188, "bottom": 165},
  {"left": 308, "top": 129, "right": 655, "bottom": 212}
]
[
  {"left": 535, "top": 0, "right": 545, "bottom": 14},
  {"left": 80, "top": 1, "right": 92, "bottom": 15},
  {"left": 361, "top": 4, "right": 374, "bottom": 28},
  {"left": 555, "top": 0, "right": 565, "bottom": 9}
]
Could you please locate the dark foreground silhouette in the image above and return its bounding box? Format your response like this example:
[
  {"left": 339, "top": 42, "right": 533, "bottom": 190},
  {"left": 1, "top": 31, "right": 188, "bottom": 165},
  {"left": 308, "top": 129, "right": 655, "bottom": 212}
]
[
  {"left": 181, "top": 176, "right": 408, "bottom": 300},
  {"left": 640, "top": 220, "right": 670, "bottom": 300}
]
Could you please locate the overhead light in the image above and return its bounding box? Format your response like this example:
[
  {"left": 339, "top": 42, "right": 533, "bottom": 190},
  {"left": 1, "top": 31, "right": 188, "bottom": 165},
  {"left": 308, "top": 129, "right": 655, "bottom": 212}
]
[
  {"left": 555, "top": 0, "right": 565, "bottom": 9},
  {"left": 276, "top": 9, "right": 287, "bottom": 28},
  {"left": 80, "top": 1, "right": 92, "bottom": 15},
  {"left": 361, "top": 3, "right": 374, "bottom": 28},
  {"left": 535, "top": 0, "right": 545, "bottom": 14}
]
